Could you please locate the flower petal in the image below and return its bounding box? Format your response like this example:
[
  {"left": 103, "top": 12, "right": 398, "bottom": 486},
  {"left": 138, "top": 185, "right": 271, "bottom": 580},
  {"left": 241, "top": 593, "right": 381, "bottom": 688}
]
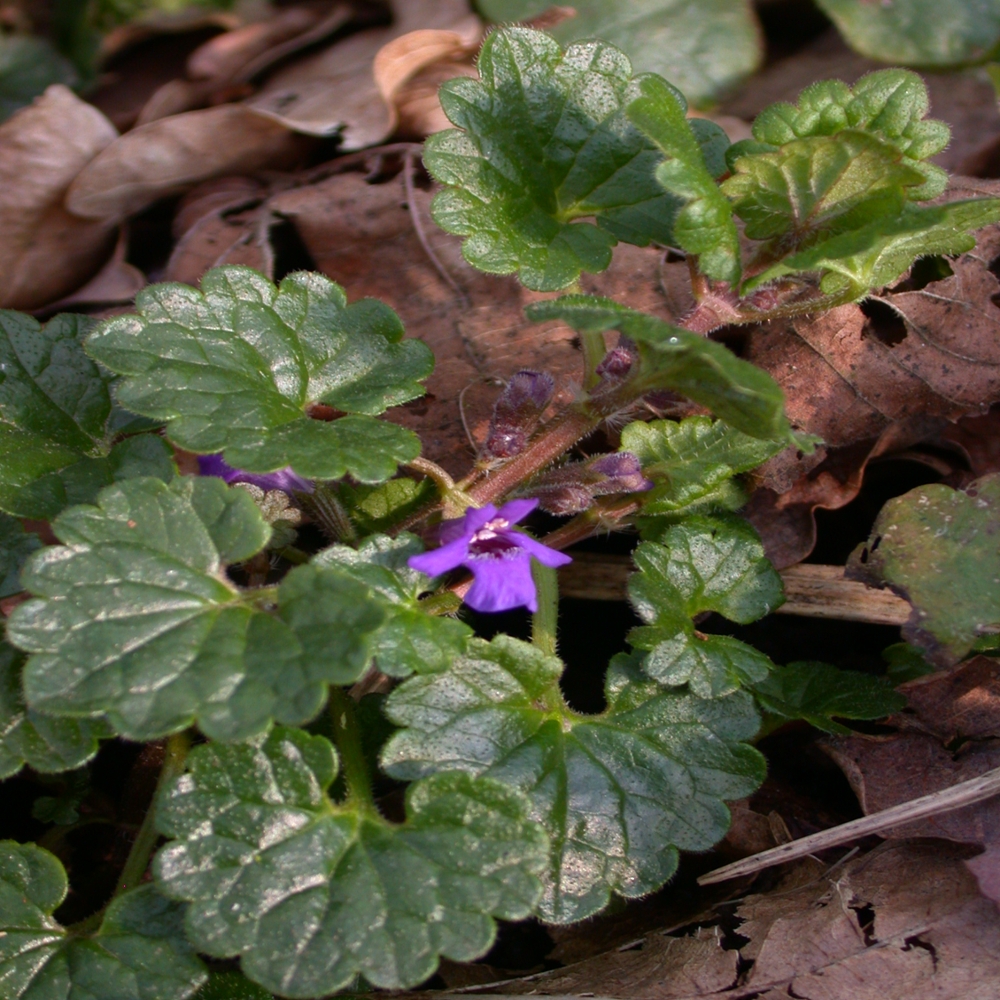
[
  {"left": 199, "top": 454, "right": 313, "bottom": 494},
  {"left": 497, "top": 498, "right": 538, "bottom": 525},
  {"left": 408, "top": 535, "right": 473, "bottom": 577},
  {"left": 436, "top": 503, "right": 497, "bottom": 546},
  {"left": 505, "top": 530, "right": 573, "bottom": 568},
  {"left": 465, "top": 554, "right": 538, "bottom": 613}
]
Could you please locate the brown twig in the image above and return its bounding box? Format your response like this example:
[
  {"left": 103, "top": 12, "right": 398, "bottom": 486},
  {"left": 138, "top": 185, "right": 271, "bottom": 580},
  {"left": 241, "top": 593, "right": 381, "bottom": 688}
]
[{"left": 698, "top": 766, "right": 1000, "bottom": 885}]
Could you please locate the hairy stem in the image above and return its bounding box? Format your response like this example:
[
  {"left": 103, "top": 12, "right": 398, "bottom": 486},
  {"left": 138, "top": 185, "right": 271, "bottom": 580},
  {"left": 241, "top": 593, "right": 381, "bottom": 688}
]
[
  {"left": 303, "top": 485, "right": 357, "bottom": 544},
  {"left": 531, "top": 560, "right": 560, "bottom": 658},
  {"left": 579, "top": 329, "right": 607, "bottom": 391},
  {"left": 329, "top": 687, "right": 376, "bottom": 813},
  {"left": 116, "top": 731, "right": 191, "bottom": 897}
]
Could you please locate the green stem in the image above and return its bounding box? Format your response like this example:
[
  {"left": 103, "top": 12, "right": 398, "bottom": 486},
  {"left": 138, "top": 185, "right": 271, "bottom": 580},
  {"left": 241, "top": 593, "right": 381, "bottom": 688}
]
[
  {"left": 579, "top": 329, "right": 607, "bottom": 391},
  {"left": 329, "top": 687, "right": 376, "bottom": 813},
  {"left": 116, "top": 731, "right": 190, "bottom": 897},
  {"left": 531, "top": 559, "right": 560, "bottom": 658},
  {"left": 304, "top": 485, "right": 358, "bottom": 544}
]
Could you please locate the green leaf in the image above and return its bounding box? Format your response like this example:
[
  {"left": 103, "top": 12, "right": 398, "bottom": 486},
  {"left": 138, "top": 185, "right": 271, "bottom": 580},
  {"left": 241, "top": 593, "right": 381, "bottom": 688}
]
[
  {"left": 382, "top": 635, "right": 764, "bottom": 923},
  {"left": 741, "top": 69, "right": 951, "bottom": 199},
  {"left": 626, "top": 74, "right": 742, "bottom": 284},
  {"left": 0, "top": 840, "right": 206, "bottom": 1000},
  {"left": 882, "top": 642, "right": 937, "bottom": 685},
  {"left": 627, "top": 517, "right": 783, "bottom": 697},
  {"left": 0, "top": 311, "right": 174, "bottom": 519},
  {"left": 476, "top": 0, "right": 762, "bottom": 107},
  {"left": 335, "top": 476, "right": 436, "bottom": 535},
  {"left": 6, "top": 476, "right": 386, "bottom": 741},
  {"left": 85, "top": 267, "right": 430, "bottom": 483},
  {"left": 0, "top": 640, "right": 109, "bottom": 780},
  {"left": 751, "top": 661, "right": 906, "bottom": 735},
  {"left": 154, "top": 726, "right": 547, "bottom": 998},
  {"left": 424, "top": 28, "right": 683, "bottom": 291},
  {"left": 0, "top": 514, "right": 40, "bottom": 598},
  {"left": 847, "top": 473, "right": 1000, "bottom": 667},
  {"left": 193, "top": 972, "right": 274, "bottom": 1000},
  {"left": 0, "top": 36, "right": 77, "bottom": 122},
  {"left": 815, "top": 0, "right": 1000, "bottom": 67},
  {"left": 745, "top": 198, "right": 1000, "bottom": 297},
  {"left": 621, "top": 416, "right": 786, "bottom": 518},
  {"left": 526, "top": 296, "right": 797, "bottom": 443},
  {"left": 722, "top": 130, "right": 926, "bottom": 247},
  {"left": 313, "top": 533, "right": 472, "bottom": 677}
]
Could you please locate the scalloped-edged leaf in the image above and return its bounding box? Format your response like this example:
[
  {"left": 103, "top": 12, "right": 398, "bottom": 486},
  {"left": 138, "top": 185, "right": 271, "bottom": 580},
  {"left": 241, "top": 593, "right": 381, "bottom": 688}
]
[
  {"left": 621, "top": 416, "right": 785, "bottom": 519},
  {"left": 0, "top": 840, "right": 206, "bottom": 1000},
  {"left": 476, "top": 0, "right": 763, "bottom": 107},
  {"left": 0, "top": 311, "right": 174, "bottom": 518},
  {"left": 154, "top": 726, "right": 547, "bottom": 999},
  {"left": 526, "top": 296, "right": 797, "bottom": 443},
  {"left": 815, "top": 0, "right": 1000, "bottom": 67},
  {"left": 0, "top": 641, "right": 109, "bottom": 780},
  {"left": 0, "top": 514, "right": 39, "bottom": 598},
  {"left": 847, "top": 473, "right": 1000, "bottom": 667},
  {"left": 751, "top": 660, "right": 906, "bottom": 735},
  {"left": 424, "top": 27, "right": 684, "bottom": 292},
  {"left": 313, "top": 533, "right": 472, "bottom": 677},
  {"left": 627, "top": 517, "right": 784, "bottom": 697},
  {"left": 626, "top": 73, "right": 741, "bottom": 284},
  {"left": 736, "top": 69, "right": 951, "bottom": 200},
  {"left": 382, "top": 635, "right": 764, "bottom": 924},
  {"left": 335, "top": 477, "right": 435, "bottom": 535},
  {"left": 84, "top": 267, "right": 430, "bottom": 483},
  {"left": 722, "top": 130, "right": 926, "bottom": 247},
  {"left": 6, "top": 477, "right": 386, "bottom": 742},
  {"left": 746, "top": 198, "right": 1000, "bottom": 298}
]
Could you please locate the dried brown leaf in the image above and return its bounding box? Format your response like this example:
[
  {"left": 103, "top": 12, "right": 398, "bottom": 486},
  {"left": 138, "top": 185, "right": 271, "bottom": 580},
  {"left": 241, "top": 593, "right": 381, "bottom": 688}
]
[
  {"left": 0, "top": 84, "right": 118, "bottom": 309},
  {"left": 42, "top": 229, "right": 146, "bottom": 311},
  {"left": 65, "top": 103, "right": 310, "bottom": 224}
]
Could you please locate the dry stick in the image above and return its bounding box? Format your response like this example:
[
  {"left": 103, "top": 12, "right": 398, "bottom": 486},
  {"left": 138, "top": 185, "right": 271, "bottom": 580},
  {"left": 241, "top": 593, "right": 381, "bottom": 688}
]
[
  {"left": 557, "top": 554, "right": 912, "bottom": 626},
  {"left": 698, "top": 766, "right": 1000, "bottom": 885}
]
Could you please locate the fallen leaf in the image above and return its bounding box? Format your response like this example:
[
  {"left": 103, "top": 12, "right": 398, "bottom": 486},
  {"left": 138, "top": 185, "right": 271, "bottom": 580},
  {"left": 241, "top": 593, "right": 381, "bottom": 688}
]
[
  {"left": 245, "top": 0, "right": 481, "bottom": 147},
  {"left": 0, "top": 84, "right": 118, "bottom": 309},
  {"left": 65, "top": 102, "right": 311, "bottom": 224},
  {"left": 41, "top": 229, "right": 146, "bottom": 311}
]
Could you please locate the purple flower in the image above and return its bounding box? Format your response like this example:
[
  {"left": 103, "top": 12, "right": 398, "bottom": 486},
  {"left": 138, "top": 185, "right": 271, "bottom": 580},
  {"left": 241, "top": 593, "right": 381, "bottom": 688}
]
[
  {"left": 408, "top": 499, "right": 571, "bottom": 613},
  {"left": 485, "top": 370, "right": 555, "bottom": 459},
  {"left": 197, "top": 454, "right": 314, "bottom": 494}
]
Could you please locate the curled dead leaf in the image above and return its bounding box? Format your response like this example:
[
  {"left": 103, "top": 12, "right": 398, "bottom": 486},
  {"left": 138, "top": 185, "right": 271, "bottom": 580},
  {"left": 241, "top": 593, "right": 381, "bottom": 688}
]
[
  {"left": 65, "top": 103, "right": 311, "bottom": 224},
  {"left": 0, "top": 84, "right": 119, "bottom": 309}
]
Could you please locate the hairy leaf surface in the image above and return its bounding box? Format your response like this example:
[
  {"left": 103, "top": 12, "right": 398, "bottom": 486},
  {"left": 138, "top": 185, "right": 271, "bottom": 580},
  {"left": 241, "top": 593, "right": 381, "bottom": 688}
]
[
  {"left": 0, "top": 840, "right": 206, "bottom": 1000},
  {"left": 752, "top": 661, "right": 905, "bottom": 735},
  {"left": 313, "top": 533, "right": 472, "bottom": 677},
  {"left": 425, "top": 28, "right": 683, "bottom": 291},
  {"left": 154, "top": 727, "right": 547, "bottom": 998},
  {"left": 382, "top": 635, "right": 764, "bottom": 923},
  {"left": 627, "top": 74, "right": 741, "bottom": 283},
  {"left": 628, "top": 517, "right": 783, "bottom": 697},
  {"left": 621, "top": 416, "right": 785, "bottom": 519},
  {"left": 848, "top": 473, "right": 1000, "bottom": 667},
  {"left": 0, "top": 311, "right": 173, "bottom": 518},
  {"left": 527, "top": 296, "right": 798, "bottom": 443},
  {"left": 85, "top": 267, "right": 430, "bottom": 483},
  {"left": 6, "top": 477, "right": 385, "bottom": 741}
]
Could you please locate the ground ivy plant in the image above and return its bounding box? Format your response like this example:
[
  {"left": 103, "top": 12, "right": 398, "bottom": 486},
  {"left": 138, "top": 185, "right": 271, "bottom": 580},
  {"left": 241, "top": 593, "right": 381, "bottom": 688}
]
[{"left": 5, "top": 25, "right": 987, "bottom": 1000}]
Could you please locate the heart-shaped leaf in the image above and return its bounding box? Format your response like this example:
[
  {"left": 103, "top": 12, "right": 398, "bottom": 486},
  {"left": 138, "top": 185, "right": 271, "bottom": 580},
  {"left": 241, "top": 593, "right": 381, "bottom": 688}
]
[
  {"left": 85, "top": 266, "right": 431, "bottom": 483},
  {"left": 0, "top": 311, "right": 173, "bottom": 519},
  {"left": 0, "top": 840, "right": 206, "bottom": 1000},
  {"left": 154, "top": 726, "right": 547, "bottom": 998},
  {"left": 6, "top": 476, "right": 386, "bottom": 741},
  {"left": 628, "top": 516, "right": 784, "bottom": 697},
  {"left": 0, "top": 641, "right": 109, "bottom": 780},
  {"left": 382, "top": 635, "right": 764, "bottom": 923},
  {"left": 847, "top": 473, "right": 1000, "bottom": 666},
  {"left": 424, "top": 27, "right": 685, "bottom": 291},
  {"left": 313, "top": 533, "right": 472, "bottom": 677}
]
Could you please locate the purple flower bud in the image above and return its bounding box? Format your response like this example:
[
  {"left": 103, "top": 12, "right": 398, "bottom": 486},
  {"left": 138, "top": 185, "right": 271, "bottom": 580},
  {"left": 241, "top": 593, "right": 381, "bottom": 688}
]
[
  {"left": 587, "top": 452, "right": 653, "bottom": 496},
  {"left": 534, "top": 484, "right": 594, "bottom": 516},
  {"left": 484, "top": 370, "right": 555, "bottom": 459},
  {"left": 408, "top": 499, "right": 571, "bottom": 613},
  {"left": 198, "top": 454, "right": 314, "bottom": 495},
  {"left": 595, "top": 337, "right": 637, "bottom": 382}
]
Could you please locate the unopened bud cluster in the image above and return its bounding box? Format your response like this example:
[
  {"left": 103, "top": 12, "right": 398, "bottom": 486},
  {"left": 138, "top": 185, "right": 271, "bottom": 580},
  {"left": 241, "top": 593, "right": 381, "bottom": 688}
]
[
  {"left": 530, "top": 451, "right": 653, "bottom": 514},
  {"left": 484, "top": 370, "right": 555, "bottom": 458}
]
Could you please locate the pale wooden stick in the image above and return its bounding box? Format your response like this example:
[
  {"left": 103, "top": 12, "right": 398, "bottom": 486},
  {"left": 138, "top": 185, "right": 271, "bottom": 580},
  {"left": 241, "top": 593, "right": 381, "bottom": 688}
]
[
  {"left": 557, "top": 555, "right": 911, "bottom": 626},
  {"left": 698, "top": 766, "right": 1000, "bottom": 885}
]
